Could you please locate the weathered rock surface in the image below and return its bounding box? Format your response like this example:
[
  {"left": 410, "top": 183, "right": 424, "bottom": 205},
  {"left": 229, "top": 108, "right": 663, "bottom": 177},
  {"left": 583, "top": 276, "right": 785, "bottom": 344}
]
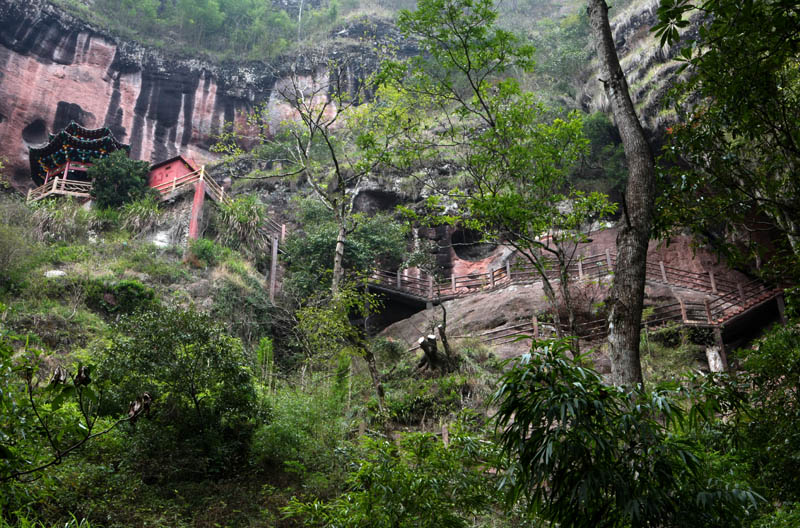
[{"left": 0, "top": 0, "right": 411, "bottom": 190}]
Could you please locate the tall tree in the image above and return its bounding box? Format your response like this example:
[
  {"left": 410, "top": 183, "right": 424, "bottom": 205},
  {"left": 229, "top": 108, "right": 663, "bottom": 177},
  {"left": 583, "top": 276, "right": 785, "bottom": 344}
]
[
  {"left": 587, "top": 0, "right": 656, "bottom": 387},
  {"left": 384, "top": 0, "right": 615, "bottom": 342},
  {"left": 273, "top": 61, "right": 405, "bottom": 295}
]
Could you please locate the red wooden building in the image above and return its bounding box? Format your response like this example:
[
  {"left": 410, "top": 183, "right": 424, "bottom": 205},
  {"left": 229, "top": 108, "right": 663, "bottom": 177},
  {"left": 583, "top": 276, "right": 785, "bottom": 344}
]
[{"left": 147, "top": 155, "right": 200, "bottom": 192}]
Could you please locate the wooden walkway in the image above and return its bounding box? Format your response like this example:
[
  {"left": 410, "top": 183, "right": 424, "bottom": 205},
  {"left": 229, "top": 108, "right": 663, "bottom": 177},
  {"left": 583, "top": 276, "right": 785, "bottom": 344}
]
[
  {"left": 376, "top": 249, "right": 785, "bottom": 346},
  {"left": 27, "top": 176, "right": 93, "bottom": 202}
]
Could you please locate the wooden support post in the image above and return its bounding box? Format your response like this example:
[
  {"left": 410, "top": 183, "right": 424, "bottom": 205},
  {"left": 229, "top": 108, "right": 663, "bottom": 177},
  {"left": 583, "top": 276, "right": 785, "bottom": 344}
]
[
  {"left": 281, "top": 224, "right": 286, "bottom": 243},
  {"left": 532, "top": 315, "right": 539, "bottom": 338},
  {"left": 737, "top": 282, "right": 746, "bottom": 305},
  {"left": 428, "top": 275, "right": 434, "bottom": 300},
  {"left": 26, "top": 189, "right": 31, "bottom": 202},
  {"left": 442, "top": 424, "right": 449, "bottom": 446},
  {"left": 451, "top": 274, "right": 456, "bottom": 292},
  {"left": 506, "top": 261, "right": 512, "bottom": 281},
  {"left": 704, "top": 298, "right": 713, "bottom": 324},
  {"left": 578, "top": 258, "right": 584, "bottom": 281},
  {"left": 52, "top": 177, "right": 58, "bottom": 193},
  {"left": 269, "top": 236, "right": 279, "bottom": 303},
  {"left": 660, "top": 261, "right": 668, "bottom": 283},
  {"left": 708, "top": 271, "right": 717, "bottom": 294},
  {"left": 397, "top": 270, "right": 402, "bottom": 289},
  {"left": 776, "top": 293, "right": 787, "bottom": 324},
  {"left": 188, "top": 179, "right": 206, "bottom": 240},
  {"left": 490, "top": 267, "right": 495, "bottom": 288},
  {"left": 605, "top": 249, "right": 613, "bottom": 270},
  {"left": 678, "top": 297, "right": 688, "bottom": 322}
]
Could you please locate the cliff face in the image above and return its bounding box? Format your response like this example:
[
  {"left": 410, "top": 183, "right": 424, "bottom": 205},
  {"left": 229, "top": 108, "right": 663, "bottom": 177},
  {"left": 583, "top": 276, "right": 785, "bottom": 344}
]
[
  {"left": 0, "top": 0, "right": 405, "bottom": 190},
  {"left": 579, "top": 0, "right": 689, "bottom": 131}
]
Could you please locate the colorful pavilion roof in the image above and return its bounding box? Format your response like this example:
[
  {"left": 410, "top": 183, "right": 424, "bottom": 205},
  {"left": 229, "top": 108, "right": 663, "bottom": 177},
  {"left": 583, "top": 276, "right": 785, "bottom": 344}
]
[{"left": 29, "top": 121, "right": 130, "bottom": 186}]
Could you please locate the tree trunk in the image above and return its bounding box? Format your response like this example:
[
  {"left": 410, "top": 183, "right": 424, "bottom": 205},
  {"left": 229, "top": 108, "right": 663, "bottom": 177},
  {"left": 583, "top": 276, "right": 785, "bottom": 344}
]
[
  {"left": 331, "top": 223, "right": 347, "bottom": 295},
  {"left": 363, "top": 347, "right": 386, "bottom": 412},
  {"left": 588, "top": 0, "right": 655, "bottom": 387}
]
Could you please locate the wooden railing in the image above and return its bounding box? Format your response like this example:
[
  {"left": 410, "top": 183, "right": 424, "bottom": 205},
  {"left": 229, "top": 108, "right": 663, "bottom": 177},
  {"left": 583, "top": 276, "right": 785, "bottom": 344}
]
[
  {"left": 380, "top": 247, "right": 783, "bottom": 351},
  {"left": 27, "top": 177, "right": 93, "bottom": 203},
  {"left": 371, "top": 250, "right": 616, "bottom": 301},
  {"left": 152, "top": 166, "right": 286, "bottom": 243}
]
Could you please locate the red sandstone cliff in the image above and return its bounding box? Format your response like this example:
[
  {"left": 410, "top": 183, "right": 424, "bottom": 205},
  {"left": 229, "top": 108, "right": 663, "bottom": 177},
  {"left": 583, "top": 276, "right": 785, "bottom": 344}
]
[{"left": 0, "top": 0, "right": 405, "bottom": 190}]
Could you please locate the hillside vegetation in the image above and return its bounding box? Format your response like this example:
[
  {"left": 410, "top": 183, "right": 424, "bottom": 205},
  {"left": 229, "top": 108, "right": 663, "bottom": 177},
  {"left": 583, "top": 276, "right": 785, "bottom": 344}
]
[{"left": 2, "top": 0, "right": 800, "bottom": 527}]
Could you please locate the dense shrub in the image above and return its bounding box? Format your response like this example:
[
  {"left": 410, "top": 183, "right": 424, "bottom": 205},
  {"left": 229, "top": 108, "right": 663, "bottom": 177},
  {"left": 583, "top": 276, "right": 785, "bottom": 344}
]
[
  {"left": 251, "top": 381, "right": 347, "bottom": 490},
  {"left": 284, "top": 197, "right": 407, "bottom": 297},
  {"left": 0, "top": 198, "right": 37, "bottom": 293},
  {"left": 97, "top": 306, "right": 257, "bottom": 480},
  {"left": 187, "top": 237, "right": 230, "bottom": 268},
  {"left": 493, "top": 338, "right": 759, "bottom": 527},
  {"left": 85, "top": 278, "right": 157, "bottom": 316},
  {"left": 284, "top": 428, "right": 502, "bottom": 527},
  {"left": 88, "top": 150, "right": 152, "bottom": 209}
]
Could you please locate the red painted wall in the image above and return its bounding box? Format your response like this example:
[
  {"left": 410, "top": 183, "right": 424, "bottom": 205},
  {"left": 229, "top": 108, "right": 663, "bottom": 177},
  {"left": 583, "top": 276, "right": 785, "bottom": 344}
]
[{"left": 147, "top": 157, "right": 198, "bottom": 189}]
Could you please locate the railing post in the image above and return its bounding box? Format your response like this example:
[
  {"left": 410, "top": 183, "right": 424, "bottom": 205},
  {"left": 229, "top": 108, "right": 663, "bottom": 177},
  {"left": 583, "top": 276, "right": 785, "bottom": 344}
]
[
  {"left": 660, "top": 261, "right": 668, "bottom": 283},
  {"left": 27, "top": 189, "right": 31, "bottom": 202},
  {"left": 577, "top": 258, "right": 584, "bottom": 281},
  {"left": 704, "top": 298, "right": 713, "bottom": 324},
  {"left": 506, "top": 261, "right": 511, "bottom": 282},
  {"left": 52, "top": 177, "right": 58, "bottom": 193},
  {"left": 532, "top": 315, "right": 539, "bottom": 338},
  {"left": 451, "top": 274, "right": 456, "bottom": 293},
  {"left": 678, "top": 297, "right": 688, "bottom": 322},
  {"left": 281, "top": 224, "right": 286, "bottom": 243},
  {"left": 776, "top": 293, "right": 787, "bottom": 324},
  {"left": 708, "top": 271, "right": 717, "bottom": 294},
  {"left": 605, "top": 249, "right": 613, "bottom": 271},
  {"left": 489, "top": 267, "right": 495, "bottom": 288},
  {"left": 737, "top": 282, "right": 746, "bottom": 305},
  {"left": 396, "top": 270, "right": 402, "bottom": 289},
  {"left": 428, "top": 275, "right": 434, "bottom": 300}
]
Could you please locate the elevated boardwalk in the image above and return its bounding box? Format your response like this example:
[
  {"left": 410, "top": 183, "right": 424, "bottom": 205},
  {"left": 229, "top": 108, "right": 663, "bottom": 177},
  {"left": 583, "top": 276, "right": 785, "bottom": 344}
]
[{"left": 374, "top": 249, "right": 785, "bottom": 347}]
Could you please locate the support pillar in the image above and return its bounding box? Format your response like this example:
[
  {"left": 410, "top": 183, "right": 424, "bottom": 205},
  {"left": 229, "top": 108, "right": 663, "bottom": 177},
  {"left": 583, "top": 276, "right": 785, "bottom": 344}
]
[
  {"left": 713, "top": 326, "right": 729, "bottom": 372},
  {"left": 269, "top": 236, "right": 279, "bottom": 303},
  {"left": 776, "top": 293, "right": 787, "bottom": 324},
  {"left": 660, "top": 261, "right": 668, "bottom": 283},
  {"left": 188, "top": 179, "right": 206, "bottom": 240}
]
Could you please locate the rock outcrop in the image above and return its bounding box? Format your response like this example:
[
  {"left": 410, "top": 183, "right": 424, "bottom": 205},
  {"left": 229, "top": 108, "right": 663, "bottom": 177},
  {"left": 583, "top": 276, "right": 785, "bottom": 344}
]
[{"left": 0, "top": 0, "right": 410, "bottom": 190}]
